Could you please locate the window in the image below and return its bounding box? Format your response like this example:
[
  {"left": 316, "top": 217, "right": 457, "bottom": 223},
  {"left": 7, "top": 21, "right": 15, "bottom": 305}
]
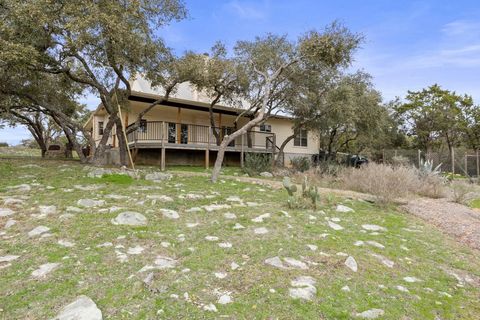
[
  {"left": 180, "top": 124, "right": 188, "bottom": 144},
  {"left": 294, "top": 129, "right": 308, "bottom": 147},
  {"left": 259, "top": 124, "right": 271, "bottom": 132},
  {"left": 168, "top": 123, "right": 176, "bottom": 143},
  {"left": 98, "top": 121, "right": 104, "bottom": 135},
  {"left": 139, "top": 119, "right": 147, "bottom": 133}
]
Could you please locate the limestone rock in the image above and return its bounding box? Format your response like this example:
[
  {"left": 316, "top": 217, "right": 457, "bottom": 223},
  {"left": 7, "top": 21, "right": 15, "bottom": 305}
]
[
  {"left": 28, "top": 226, "right": 50, "bottom": 237},
  {"left": 345, "top": 256, "right": 358, "bottom": 272},
  {"left": 356, "top": 309, "right": 385, "bottom": 319},
  {"left": 111, "top": 211, "right": 147, "bottom": 226},
  {"left": 51, "top": 295, "right": 102, "bottom": 320}
]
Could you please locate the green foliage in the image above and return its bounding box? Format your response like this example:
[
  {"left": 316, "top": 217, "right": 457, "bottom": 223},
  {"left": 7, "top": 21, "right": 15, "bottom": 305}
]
[
  {"left": 243, "top": 153, "right": 271, "bottom": 176},
  {"left": 283, "top": 176, "right": 319, "bottom": 209},
  {"left": 98, "top": 174, "right": 133, "bottom": 185},
  {"left": 0, "top": 142, "right": 9, "bottom": 147},
  {"left": 418, "top": 159, "right": 442, "bottom": 177},
  {"left": 291, "top": 156, "right": 311, "bottom": 172}
]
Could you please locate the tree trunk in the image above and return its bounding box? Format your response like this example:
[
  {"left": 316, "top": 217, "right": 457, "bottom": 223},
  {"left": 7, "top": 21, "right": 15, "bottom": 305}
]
[
  {"left": 275, "top": 134, "right": 295, "bottom": 167},
  {"left": 114, "top": 117, "right": 129, "bottom": 166},
  {"left": 91, "top": 117, "right": 116, "bottom": 165}
]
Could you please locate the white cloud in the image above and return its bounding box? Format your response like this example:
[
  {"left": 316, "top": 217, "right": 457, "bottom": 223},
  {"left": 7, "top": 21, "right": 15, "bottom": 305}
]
[{"left": 442, "top": 20, "right": 480, "bottom": 36}]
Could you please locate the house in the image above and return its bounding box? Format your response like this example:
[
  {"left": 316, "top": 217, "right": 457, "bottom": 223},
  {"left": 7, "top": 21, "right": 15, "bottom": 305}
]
[{"left": 84, "top": 77, "right": 319, "bottom": 168}]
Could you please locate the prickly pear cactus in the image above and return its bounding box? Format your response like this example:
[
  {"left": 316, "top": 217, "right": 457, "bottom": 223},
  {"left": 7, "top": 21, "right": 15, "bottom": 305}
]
[
  {"left": 307, "top": 185, "right": 320, "bottom": 209},
  {"left": 283, "top": 177, "right": 297, "bottom": 196}
]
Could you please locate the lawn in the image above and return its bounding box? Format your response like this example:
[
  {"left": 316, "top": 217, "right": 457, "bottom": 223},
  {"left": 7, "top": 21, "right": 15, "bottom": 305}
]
[{"left": 0, "top": 158, "right": 479, "bottom": 319}]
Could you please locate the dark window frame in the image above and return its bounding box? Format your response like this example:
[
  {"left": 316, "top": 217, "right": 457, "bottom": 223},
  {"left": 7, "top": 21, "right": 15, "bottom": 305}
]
[
  {"left": 259, "top": 124, "right": 272, "bottom": 132},
  {"left": 98, "top": 121, "right": 104, "bottom": 135},
  {"left": 139, "top": 119, "right": 147, "bottom": 133},
  {"left": 294, "top": 128, "right": 308, "bottom": 147}
]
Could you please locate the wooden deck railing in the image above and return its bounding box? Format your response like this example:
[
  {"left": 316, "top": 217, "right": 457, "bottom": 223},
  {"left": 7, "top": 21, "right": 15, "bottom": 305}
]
[{"left": 126, "top": 121, "right": 276, "bottom": 152}]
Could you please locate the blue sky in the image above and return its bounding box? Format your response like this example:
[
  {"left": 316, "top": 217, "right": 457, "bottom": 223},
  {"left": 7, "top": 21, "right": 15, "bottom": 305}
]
[{"left": 2, "top": 0, "right": 480, "bottom": 145}]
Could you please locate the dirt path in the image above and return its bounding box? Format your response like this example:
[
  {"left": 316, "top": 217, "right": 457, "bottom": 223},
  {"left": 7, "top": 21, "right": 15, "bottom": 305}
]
[{"left": 403, "top": 198, "right": 480, "bottom": 251}]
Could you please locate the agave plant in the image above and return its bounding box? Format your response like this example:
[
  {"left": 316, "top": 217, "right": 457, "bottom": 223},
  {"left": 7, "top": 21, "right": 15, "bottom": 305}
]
[{"left": 418, "top": 159, "right": 442, "bottom": 177}]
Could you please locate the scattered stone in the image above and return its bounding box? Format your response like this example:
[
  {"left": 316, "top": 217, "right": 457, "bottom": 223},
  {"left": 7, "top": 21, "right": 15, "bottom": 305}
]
[
  {"left": 214, "top": 272, "right": 227, "bottom": 279},
  {"left": 439, "top": 291, "right": 452, "bottom": 298},
  {"left": 246, "top": 202, "right": 259, "bottom": 207},
  {"left": 361, "top": 224, "right": 387, "bottom": 232},
  {"left": 186, "top": 222, "right": 199, "bottom": 228},
  {"left": 218, "top": 294, "right": 233, "bottom": 304},
  {"left": 330, "top": 217, "right": 341, "bottom": 222},
  {"left": 77, "top": 199, "right": 105, "bottom": 208},
  {"left": 4, "top": 219, "right": 16, "bottom": 228},
  {"left": 96, "top": 242, "right": 113, "bottom": 248},
  {"left": 366, "top": 241, "right": 385, "bottom": 249},
  {"left": 226, "top": 196, "right": 242, "bottom": 202},
  {"left": 354, "top": 240, "right": 364, "bottom": 247},
  {"left": 66, "top": 206, "right": 83, "bottom": 213},
  {"left": 139, "top": 256, "right": 177, "bottom": 272},
  {"left": 205, "top": 236, "right": 219, "bottom": 241},
  {"left": 203, "top": 204, "right": 231, "bottom": 212},
  {"left": 233, "top": 223, "right": 245, "bottom": 230},
  {"left": 404, "top": 276, "right": 421, "bottom": 283},
  {"left": 396, "top": 285, "right": 409, "bottom": 293},
  {"left": 336, "top": 204, "right": 354, "bottom": 213},
  {"left": 0, "top": 255, "right": 20, "bottom": 263},
  {"left": 284, "top": 257, "right": 308, "bottom": 270},
  {"left": 231, "top": 262, "right": 240, "bottom": 270},
  {"left": 111, "top": 211, "right": 147, "bottom": 226},
  {"left": 4, "top": 198, "right": 24, "bottom": 206},
  {"left": 328, "top": 221, "right": 344, "bottom": 231},
  {"left": 223, "top": 212, "right": 237, "bottom": 219},
  {"left": 371, "top": 254, "right": 394, "bottom": 268},
  {"left": 145, "top": 172, "right": 172, "bottom": 182},
  {"left": 306, "top": 244, "right": 318, "bottom": 251},
  {"left": 58, "top": 240, "right": 75, "bottom": 248},
  {"left": 8, "top": 184, "right": 31, "bottom": 192},
  {"left": 341, "top": 285, "right": 351, "bottom": 292},
  {"left": 51, "top": 295, "right": 102, "bottom": 320},
  {"left": 218, "top": 242, "right": 232, "bottom": 248},
  {"left": 39, "top": 205, "right": 56, "bottom": 215},
  {"left": 345, "top": 256, "right": 358, "bottom": 272},
  {"left": 185, "top": 207, "right": 203, "bottom": 213},
  {"left": 289, "top": 276, "right": 317, "bottom": 300},
  {"left": 31, "top": 262, "right": 60, "bottom": 279},
  {"left": 252, "top": 213, "right": 270, "bottom": 223},
  {"left": 160, "top": 209, "right": 179, "bottom": 219},
  {"left": 147, "top": 195, "right": 173, "bottom": 202},
  {"left": 203, "top": 303, "right": 217, "bottom": 312},
  {"left": 254, "top": 227, "right": 269, "bottom": 235},
  {"left": 259, "top": 171, "right": 273, "bottom": 178},
  {"left": 0, "top": 208, "right": 14, "bottom": 217},
  {"left": 127, "top": 246, "right": 145, "bottom": 255},
  {"left": 28, "top": 226, "right": 50, "bottom": 237},
  {"left": 265, "top": 256, "right": 286, "bottom": 269},
  {"left": 355, "top": 309, "right": 385, "bottom": 319}
]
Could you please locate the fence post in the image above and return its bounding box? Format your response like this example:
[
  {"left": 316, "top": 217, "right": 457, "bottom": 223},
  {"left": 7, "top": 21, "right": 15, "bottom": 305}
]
[
  {"left": 451, "top": 147, "right": 455, "bottom": 175},
  {"left": 417, "top": 149, "right": 421, "bottom": 168},
  {"left": 464, "top": 154, "right": 468, "bottom": 177},
  {"left": 477, "top": 149, "right": 480, "bottom": 178},
  {"left": 382, "top": 149, "right": 385, "bottom": 163},
  {"left": 240, "top": 133, "right": 244, "bottom": 168}
]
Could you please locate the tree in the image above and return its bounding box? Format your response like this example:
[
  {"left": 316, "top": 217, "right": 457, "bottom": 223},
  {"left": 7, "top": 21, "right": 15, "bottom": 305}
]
[
  {"left": 210, "top": 23, "right": 362, "bottom": 182},
  {"left": 394, "top": 84, "right": 472, "bottom": 155},
  {"left": 1, "top": 0, "right": 187, "bottom": 165}
]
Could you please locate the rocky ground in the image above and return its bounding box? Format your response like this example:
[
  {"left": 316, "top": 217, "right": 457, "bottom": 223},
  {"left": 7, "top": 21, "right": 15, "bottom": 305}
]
[{"left": 1, "top": 159, "right": 480, "bottom": 319}]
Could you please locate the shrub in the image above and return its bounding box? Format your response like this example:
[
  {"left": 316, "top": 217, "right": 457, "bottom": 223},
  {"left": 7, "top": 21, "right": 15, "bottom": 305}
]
[
  {"left": 291, "top": 156, "right": 310, "bottom": 172},
  {"left": 451, "top": 181, "right": 471, "bottom": 204},
  {"left": 339, "top": 162, "right": 445, "bottom": 204},
  {"left": 391, "top": 155, "right": 410, "bottom": 167},
  {"left": 243, "top": 153, "right": 271, "bottom": 176},
  {"left": 0, "top": 142, "right": 8, "bottom": 147}
]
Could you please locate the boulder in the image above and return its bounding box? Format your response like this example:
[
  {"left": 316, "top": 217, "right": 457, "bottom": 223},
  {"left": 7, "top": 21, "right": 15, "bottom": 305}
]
[
  {"left": 144, "top": 172, "right": 172, "bottom": 182},
  {"left": 111, "top": 211, "right": 148, "bottom": 226},
  {"left": 260, "top": 172, "right": 273, "bottom": 178},
  {"left": 51, "top": 295, "right": 102, "bottom": 320}
]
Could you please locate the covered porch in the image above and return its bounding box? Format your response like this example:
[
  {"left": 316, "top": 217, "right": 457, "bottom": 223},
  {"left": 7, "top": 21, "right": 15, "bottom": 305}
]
[{"left": 126, "top": 121, "right": 276, "bottom": 170}]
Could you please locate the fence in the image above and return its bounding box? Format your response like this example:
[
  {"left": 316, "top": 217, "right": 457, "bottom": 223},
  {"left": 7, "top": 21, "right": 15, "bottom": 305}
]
[{"left": 380, "top": 148, "right": 480, "bottom": 177}]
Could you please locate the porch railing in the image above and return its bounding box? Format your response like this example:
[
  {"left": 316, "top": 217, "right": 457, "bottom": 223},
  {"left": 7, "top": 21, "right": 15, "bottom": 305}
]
[{"left": 126, "top": 121, "right": 275, "bottom": 152}]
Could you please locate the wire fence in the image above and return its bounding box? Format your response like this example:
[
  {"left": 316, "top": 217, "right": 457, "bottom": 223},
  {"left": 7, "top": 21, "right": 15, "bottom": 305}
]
[{"left": 376, "top": 148, "right": 480, "bottom": 177}]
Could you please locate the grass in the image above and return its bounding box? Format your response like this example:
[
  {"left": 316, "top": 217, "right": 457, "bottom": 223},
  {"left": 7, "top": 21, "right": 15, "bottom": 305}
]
[
  {"left": 469, "top": 198, "right": 480, "bottom": 209},
  {"left": 0, "top": 158, "right": 480, "bottom": 319}
]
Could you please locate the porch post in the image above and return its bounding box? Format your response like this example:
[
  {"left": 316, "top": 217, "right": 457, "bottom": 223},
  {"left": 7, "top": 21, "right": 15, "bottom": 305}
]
[
  {"left": 271, "top": 134, "right": 276, "bottom": 168},
  {"left": 240, "top": 133, "right": 244, "bottom": 168},
  {"left": 161, "top": 121, "right": 166, "bottom": 171}
]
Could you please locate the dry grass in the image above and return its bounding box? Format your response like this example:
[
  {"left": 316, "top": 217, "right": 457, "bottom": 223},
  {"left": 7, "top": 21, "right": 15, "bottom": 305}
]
[{"left": 338, "top": 163, "right": 446, "bottom": 204}]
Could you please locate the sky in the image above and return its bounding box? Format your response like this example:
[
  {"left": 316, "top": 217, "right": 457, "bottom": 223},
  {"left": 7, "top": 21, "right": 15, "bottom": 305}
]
[{"left": 2, "top": 0, "right": 480, "bottom": 145}]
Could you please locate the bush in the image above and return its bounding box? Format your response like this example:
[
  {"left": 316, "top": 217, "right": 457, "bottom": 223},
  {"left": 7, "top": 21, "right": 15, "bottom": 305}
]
[
  {"left": 243, "top": 153, "right": 271, "bottom": 176},
  {"left": 451, "top": 181, "right": 471, "bottom": 204},
  {"left": 339, "top": 162, "right": 445, "bottom": 204},
  {"left": 291, "top": 156, "right": 310, "bottom": 172},
  {"left": 0, "top": 142, "right": 8, "bottom": 147}
]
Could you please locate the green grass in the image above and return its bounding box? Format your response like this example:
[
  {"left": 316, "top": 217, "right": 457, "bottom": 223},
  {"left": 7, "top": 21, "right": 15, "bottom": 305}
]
[
  {"left": 469, "top": 198, "right": 480, "bottom": 209},
  {"left": 0, "top": 158, "right": 479, "bottom": 319},
  {"left": 96, "top": 174, "right": 134, "bottom": 185}
]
